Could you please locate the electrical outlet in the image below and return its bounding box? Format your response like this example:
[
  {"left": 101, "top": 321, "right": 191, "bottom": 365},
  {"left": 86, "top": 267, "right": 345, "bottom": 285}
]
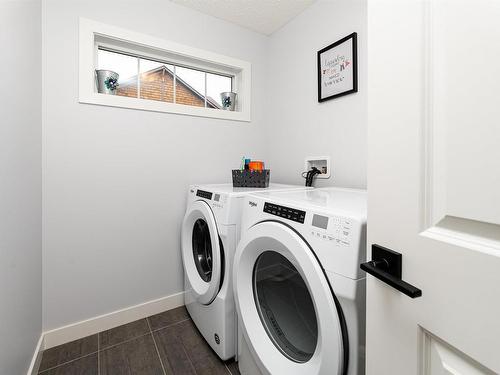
[{"left": 305, "top": 156, "right": 330, "bottom": 179}]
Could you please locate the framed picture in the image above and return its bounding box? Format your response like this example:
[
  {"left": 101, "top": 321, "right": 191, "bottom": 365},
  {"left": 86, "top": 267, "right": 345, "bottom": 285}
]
[{"left": 317, "top": 32, "right": 358, "bottom": 102}]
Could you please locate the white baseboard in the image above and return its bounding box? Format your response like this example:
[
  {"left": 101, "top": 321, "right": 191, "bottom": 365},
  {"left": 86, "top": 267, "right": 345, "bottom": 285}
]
[
  {"left": 27, "top": 334, "right": 44, "bottom": 375},
  {"left": 43, "top": 291, "right": 185, "bottom": 350}
]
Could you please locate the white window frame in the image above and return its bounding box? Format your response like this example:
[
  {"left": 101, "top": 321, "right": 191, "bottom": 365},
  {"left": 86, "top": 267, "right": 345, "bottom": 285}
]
[{"left": 79, "top": 18, "right": 251, "bottom": 122}]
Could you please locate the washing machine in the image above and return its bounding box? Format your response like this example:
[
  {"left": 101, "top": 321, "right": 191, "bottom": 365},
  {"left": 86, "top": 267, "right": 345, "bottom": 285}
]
[
  {"left": 181, "top": 183, "right": 311, "bottom": 360},
  {"left": 233, "top": 187, "right": 367, "bottom": 375}
]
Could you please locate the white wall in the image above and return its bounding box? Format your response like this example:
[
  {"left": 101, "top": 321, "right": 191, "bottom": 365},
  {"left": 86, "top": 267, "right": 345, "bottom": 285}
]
[
  {"left": 0, "top": 0, "right": 42, "bottom": 373},
  {"left": 265, "top": 0, "right": 367, "bottom": 189},
  {"left": 42, "top": 0, "right": 268, "bottom": 330},
  {"left": 42, "top": 0, "right": 368, "bottom": 332}
]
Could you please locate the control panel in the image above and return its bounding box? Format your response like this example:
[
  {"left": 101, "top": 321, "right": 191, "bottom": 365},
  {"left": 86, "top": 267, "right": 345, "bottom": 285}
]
[
  {"left": 211, "top": 193, "right": 226, "bottom": 209},
  {"left": 310, "top": 215, "right": 353, "bottom": 247},
  {"left": 264, "top": 202, "right": 306, "bottom": 224},
  {"left": 196, "top": 190, "right": 213, "bottom": 200}
]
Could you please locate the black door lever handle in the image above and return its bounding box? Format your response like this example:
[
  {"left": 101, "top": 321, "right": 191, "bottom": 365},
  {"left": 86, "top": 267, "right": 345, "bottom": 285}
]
[{"left": 360, "top": 244, "right": 422, "bottom": 298}]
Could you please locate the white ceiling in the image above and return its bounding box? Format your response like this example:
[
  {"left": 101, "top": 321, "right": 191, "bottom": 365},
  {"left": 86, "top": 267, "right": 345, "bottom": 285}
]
[{"left": 170, "top": 0, "right": 316, "bottom": 36}]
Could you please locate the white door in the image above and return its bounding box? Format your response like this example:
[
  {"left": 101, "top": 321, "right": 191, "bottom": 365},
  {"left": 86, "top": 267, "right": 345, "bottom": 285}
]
[
  {"left": 182, "top": 200, "right": 222, "bottom": 305},
  {"left": 367, "top": 0, "right": 500, "bottom": 374}
]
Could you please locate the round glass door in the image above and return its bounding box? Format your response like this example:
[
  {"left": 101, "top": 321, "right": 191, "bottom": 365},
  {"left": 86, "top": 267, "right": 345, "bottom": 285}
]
[
  {"left": 253, "top": 251, "right": 318, "bottom": 363},
  {"left": 192, "top": 218, "right": 212, "bottom": 282},
  {"left": 234, "top": 221, "right": 345, "bottom": 375},
  {"left": 181, "top": 200, "right": 222, "bottom": 305}
]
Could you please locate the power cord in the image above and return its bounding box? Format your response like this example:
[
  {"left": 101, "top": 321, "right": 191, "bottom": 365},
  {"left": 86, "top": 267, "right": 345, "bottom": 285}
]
[{"left": 302, "top": 167, "right": 322, "bottom": 187}]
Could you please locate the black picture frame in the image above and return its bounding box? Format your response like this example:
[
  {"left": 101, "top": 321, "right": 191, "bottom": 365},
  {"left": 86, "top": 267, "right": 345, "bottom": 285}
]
[{"left": 317, "top": 32, "right": 358, "bottom": 102}]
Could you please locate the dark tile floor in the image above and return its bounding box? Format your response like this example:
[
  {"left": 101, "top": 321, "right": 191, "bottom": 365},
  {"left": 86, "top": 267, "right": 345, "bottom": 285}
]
[{"left": 38, "top": 306, "right": 240, "bottom": 375}]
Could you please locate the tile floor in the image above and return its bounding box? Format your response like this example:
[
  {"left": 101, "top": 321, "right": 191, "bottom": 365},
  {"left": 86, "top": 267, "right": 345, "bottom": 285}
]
[{"left": 38, "top": 306, "right": 240, "bottom": 375}]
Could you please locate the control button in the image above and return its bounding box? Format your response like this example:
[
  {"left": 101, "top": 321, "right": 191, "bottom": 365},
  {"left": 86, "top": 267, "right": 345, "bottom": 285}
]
[{"left": 263, "top": 202, "right": 306, "bottom": 224}]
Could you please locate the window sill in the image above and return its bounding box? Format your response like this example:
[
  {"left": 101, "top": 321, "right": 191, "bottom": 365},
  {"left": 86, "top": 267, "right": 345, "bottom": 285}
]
[{"left": 79, "top": 92, "right": 250, "bottom": 122}]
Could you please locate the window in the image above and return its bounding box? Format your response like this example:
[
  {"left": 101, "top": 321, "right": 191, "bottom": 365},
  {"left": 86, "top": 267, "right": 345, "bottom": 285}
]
[
  {"left": 79, "top": 18, "right": 251, "bottom": 121},
  {"left": 97, "top": 49, "right": 233, "bottom": 109}
]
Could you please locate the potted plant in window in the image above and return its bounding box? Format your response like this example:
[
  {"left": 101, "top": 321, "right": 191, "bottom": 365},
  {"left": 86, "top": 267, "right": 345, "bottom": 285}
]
[
  {"left": 95, "top": 70, "right": 119, "bottom": 95},
  {"left": 220, "top": 91, "right": 237, "bottom": 111}
]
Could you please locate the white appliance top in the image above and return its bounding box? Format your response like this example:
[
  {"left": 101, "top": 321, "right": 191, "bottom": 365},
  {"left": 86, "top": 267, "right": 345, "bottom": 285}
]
[
  {"left": 251, "top": 187, "right": 367, "bottom": 221},
  {"left": 191, "top": 183, "right": 310, "bottom": 197}
]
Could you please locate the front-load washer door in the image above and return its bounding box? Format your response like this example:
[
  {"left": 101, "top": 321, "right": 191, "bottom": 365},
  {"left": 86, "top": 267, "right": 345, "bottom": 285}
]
[
  {"left": 234, "top": 221, "right": 346, "bottom": 375},
  {"left": 182, "top": 200, "right": 222, "bottom": 305}
]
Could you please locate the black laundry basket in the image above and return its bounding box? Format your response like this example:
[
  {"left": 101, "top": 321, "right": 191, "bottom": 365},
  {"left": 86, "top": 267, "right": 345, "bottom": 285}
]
[{"left": 232, "top": 170, "right": 270, "bottom": 188}]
